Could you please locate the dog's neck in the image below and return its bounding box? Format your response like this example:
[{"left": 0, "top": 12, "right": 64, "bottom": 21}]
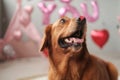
[{"left": 48, "top": 39, "right": 90, "bottom": 80}]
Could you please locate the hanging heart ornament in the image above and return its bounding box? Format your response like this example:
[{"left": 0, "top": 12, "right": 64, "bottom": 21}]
[{"left": 91, "top": 29, "right": 109, "bottom": 48}]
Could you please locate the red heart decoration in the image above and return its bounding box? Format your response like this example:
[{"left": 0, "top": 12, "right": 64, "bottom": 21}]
[{"left": 91, "top": 29, "right": 109, "bottom": 48}]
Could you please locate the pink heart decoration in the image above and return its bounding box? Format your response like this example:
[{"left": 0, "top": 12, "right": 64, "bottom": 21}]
[
  {"left": 91, "top": 29, "right": 109, "bottom": 48},
  {"left": 13, "top": 30, "right": 22, "bottom": 41}
]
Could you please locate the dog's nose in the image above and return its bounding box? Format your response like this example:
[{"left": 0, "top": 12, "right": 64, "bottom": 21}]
[
  {"left": 76, "top": 18, "right": 81, "bottom": 25},
  {"left": 76, "top": 16, "right": 86, "bottom": 25}
]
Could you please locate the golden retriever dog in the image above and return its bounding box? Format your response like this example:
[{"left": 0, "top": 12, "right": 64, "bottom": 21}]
[{"left": 40, "top": 16, "right": 118, "bottom": 80}]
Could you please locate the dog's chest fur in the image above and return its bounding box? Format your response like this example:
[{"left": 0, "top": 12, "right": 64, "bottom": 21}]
[
  {"left": 49, "top": 54, "right": 89, "bottom": 80},
  {"left": 65, "top": 60, "right": 86, "bottom": 80}
]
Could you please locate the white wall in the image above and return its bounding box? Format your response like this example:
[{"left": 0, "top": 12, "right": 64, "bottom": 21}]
[{"left": 2, "top": 0, "right": 120, "bottom": 70}]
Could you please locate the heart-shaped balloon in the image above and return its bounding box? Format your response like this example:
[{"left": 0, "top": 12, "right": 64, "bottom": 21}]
[{"left": 91, "top": 29, "right": 109, "bottom": 48}]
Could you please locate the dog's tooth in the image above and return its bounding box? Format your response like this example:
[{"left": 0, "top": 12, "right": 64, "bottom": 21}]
[
  {"left": 65, "top": 38, "right": 68, "bottom": 42},
  {"left": 65, "top": 38, "right": 71, "bottom": 43}
]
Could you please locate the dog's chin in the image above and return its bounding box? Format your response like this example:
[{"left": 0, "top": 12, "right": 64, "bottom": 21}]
[{"left": 58, "top": 30, "right": 84, "bottom": 51}]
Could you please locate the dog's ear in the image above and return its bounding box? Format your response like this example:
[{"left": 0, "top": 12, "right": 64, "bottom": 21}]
[{"left": 39, "top": 24, "right": 52, "bottom": 51}]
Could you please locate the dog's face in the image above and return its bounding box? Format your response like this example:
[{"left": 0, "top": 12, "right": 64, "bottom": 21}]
[{"left": 40, "top": 16, "right": 87, "bottom": 55}]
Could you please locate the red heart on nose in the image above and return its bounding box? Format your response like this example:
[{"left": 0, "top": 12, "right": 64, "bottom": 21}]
[
  {"left": 80, "top": 16, "right": 85, "bottom": 20},
  {"left": 91, "top": 29, "right": 109, "bottom": 48}
]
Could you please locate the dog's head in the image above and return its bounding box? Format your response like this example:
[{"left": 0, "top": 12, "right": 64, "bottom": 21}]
[{"left": 40, "top": 16, "right": 87, "bottom": 55}]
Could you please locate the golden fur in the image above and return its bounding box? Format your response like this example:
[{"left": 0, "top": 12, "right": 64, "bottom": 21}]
[{"left": 40, "top": 16, "right": 118, "bottom": 80}]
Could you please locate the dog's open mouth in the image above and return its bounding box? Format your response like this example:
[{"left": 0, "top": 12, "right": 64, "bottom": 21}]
[{"left": 58, "top": 30, "right": 84, "bottom": 48}]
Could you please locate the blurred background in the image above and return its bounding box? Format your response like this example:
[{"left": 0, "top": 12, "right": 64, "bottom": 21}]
[{"left": 0, "top": 0, "right": 120, "bottom": 80}]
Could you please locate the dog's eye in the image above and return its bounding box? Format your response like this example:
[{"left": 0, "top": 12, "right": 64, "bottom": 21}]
[{"left": 60, "top": 19, "right": 66, "bottom": 24}]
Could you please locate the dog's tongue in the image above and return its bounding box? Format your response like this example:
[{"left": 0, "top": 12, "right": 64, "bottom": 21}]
[{"left": 65, "top": 38, "right": 84, "bottom": 44}]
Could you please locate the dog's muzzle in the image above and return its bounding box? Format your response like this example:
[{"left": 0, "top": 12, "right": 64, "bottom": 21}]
[
  {"left": 58, "top": 30, "right": 84, "bottom": 48},
  {"left": 58, "top": 17, "right": 85, "bottom": 48}
]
